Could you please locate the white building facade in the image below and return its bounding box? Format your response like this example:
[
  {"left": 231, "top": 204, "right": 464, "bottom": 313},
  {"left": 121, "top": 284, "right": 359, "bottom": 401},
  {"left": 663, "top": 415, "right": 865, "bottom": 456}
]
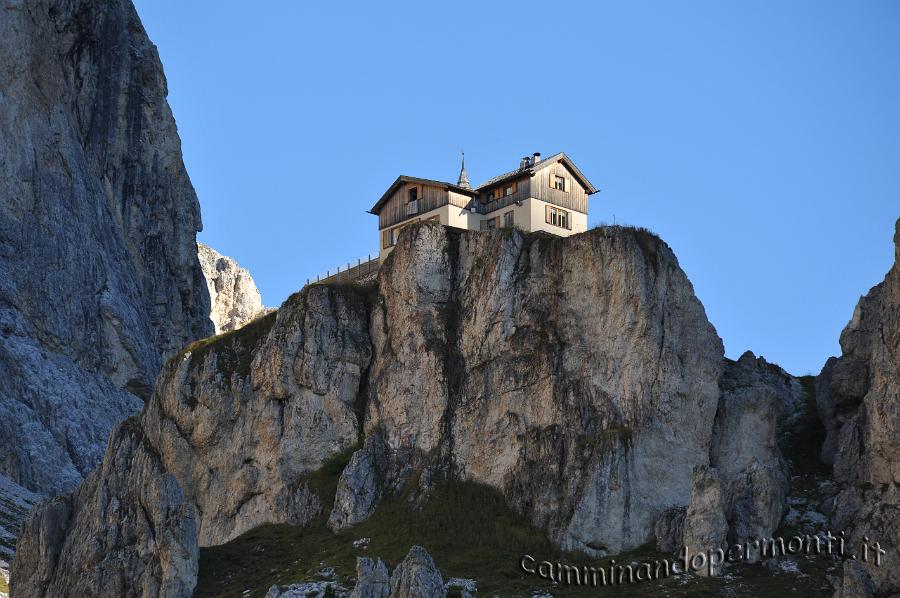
[{"left": 370, "top": 152, "right": 598, "bottom": 260}]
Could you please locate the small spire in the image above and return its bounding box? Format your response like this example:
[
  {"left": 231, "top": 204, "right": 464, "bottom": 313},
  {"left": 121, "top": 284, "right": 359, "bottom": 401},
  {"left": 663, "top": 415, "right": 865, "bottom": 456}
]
[{"left": 457, "top": 150, "right": 471, "bottom": 189}]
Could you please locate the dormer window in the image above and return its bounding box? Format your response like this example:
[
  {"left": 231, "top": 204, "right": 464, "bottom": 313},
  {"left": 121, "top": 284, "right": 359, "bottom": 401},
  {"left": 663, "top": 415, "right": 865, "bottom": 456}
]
[{"left": 553, "top": 175, "right": 566, "bottom": 191}]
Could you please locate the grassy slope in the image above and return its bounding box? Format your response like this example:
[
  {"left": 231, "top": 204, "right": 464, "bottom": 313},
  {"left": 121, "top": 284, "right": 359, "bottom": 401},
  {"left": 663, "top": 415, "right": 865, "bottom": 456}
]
[
  {"left": 197, "top": 450, "right": 762, "bottom": 598},
  {"left": 196, "top": 379, "right": 837, "bottom": 597}
]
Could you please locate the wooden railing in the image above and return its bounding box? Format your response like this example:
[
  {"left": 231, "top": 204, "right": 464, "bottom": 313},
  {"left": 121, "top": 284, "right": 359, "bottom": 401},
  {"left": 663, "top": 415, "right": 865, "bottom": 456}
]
[{"left": 308, "top": 255, "right": 380, "bottom": 286}]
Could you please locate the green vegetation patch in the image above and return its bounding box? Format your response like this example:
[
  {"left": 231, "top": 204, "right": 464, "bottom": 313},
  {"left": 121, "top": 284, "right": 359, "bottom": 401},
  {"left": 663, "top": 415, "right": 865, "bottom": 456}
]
[
  {"left": 196, "top": 473, "right": 729, "bottom": 598},
  {"left": 179, "top": 311, "right": 278, "bottom": 381}
]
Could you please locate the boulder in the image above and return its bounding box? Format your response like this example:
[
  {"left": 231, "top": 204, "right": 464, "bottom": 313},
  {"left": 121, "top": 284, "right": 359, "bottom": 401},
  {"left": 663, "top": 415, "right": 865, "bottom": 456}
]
[
  {"left": 682, "top": 466, "right": 728, "bottom": 576},
  {"left": 351, "top": 557, "right": 390, "bottom": 598},
  {"left": 388, "top": 546, "right": 445, "bottom": 598}
]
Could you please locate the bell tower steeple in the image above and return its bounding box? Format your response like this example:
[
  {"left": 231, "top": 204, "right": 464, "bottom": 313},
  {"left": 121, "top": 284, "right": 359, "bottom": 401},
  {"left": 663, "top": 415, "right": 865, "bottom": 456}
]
[{"left": 456, "top": 150, "right": 471, "bottom": 189}]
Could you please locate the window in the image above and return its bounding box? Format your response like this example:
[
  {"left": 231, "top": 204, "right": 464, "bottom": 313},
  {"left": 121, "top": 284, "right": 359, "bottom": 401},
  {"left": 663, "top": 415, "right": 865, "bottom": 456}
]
[
  {"left": 545, "top": 206, "right": 570, "bottom": 230},
  {"left": 553, "top": 175, "right": 566, "bottom": 191},
  {"left": 503, "top": 211, "right": 514, "bottom": 227},
  {"left": 481, "top": 217, "right": 499, "bottom": 231},
  {"left": 382, "top": 227, "right": 398, "bottom": 249},
  {"left": 406, "top": 187, "right": 419, "bottom": 215},
  {"left": 487, "top": 181, "right": 516, "bottom": 202}
]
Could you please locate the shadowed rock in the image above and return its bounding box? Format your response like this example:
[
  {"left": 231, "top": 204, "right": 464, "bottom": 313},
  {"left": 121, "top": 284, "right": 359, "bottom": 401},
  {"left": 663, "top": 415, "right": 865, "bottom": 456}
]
[
  {"left": 817, "top": 218, "right": 900, "bottom": 597},
  {"left": 350, "top": 557, "right": 390, "bottom": 598},
  {"left": 388, "top": 546, "right": 445, "bottom": 598},
  {"left": 0, "top": 0, "right": 212, "bottom": 501},
  {"left": 682, "top": 465, "right": 728, "bottom": 576}
]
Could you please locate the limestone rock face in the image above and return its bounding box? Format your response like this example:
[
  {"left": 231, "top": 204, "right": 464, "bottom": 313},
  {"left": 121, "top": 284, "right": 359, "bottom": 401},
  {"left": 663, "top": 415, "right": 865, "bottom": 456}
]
[
  {"left": 350, "top": 557, "right": 390, "bottom": 598},
  {"left": 12, "top": 283, "right": 372, "bottom": 595},
  {"left": 329, "top": 434, "right": 391, "bottom": 531},
  {"left": 11, "top": 420, "right": 198, "bottom": 598},
  {"left": 653, "top": 507, "right": 686, "bottom": 554},
  {"left": 388, "top": 546, "right": 445, "bottom": 598},
  {"left": 817, "top": 218, "right": 900, "bottom": 597},
  {"left": 0, "top": 477, "right": 39, "bottom": 587},
  {"left": 656, "top": 352, "right": 796, "bottom": 568},
  {"left": 0, "top": 0, "right": 212, "bottom": 499},
  {"left": 198, "top": 243, "right": 267, "bottom": 334},
  {"left": 142, "top": 285, "right": 372, "bottom": 546},
  {"left": 710, "top": 352, "right": 795, "bottom": 553},
  {"left": 13, "top": 223, "right": 783, "bottom": 594},
  {"left": 682, "top": 466, "right": 728, "bottom": 577},
  {"left": 345, "top": 224, "right": 725, "bottom": 556}
]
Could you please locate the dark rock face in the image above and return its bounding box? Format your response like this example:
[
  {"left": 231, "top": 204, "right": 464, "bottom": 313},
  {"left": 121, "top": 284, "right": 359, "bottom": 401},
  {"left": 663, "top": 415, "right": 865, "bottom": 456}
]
[
  {"left": 710, "top": 353, "right": 797, "bottom": 554},
  {"left": 350, "top": 557, "right": 390, "bottom": 598},
  {"left": 0, "top": 476, "right": 39, "bottom": 575},
  {"left": 0, "top": 0, "right": 212, "bottom": 498},
  {"left": 11, "top": 420, "right": 198, "bottom": 598},
  {"left": 817, "top": 219, "right": 900, "bottom": 597},
  {"left": 682, "top": 465, "right": 728, "bottom": 577},
  {"left": 653, "top": 507, "right": 686, "bottom": 554}
]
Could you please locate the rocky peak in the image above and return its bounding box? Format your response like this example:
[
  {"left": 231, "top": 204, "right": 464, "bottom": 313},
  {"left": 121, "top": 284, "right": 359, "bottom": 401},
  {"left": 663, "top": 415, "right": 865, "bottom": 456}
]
[{"left": 197, "top": 243, "right": 268, "bottom": 334}]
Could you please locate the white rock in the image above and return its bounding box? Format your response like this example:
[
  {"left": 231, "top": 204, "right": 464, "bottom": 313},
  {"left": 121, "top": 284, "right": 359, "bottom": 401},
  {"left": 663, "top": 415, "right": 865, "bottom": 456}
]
[{"left": 198, "top": 243, "right": 269, "bottom": 334}]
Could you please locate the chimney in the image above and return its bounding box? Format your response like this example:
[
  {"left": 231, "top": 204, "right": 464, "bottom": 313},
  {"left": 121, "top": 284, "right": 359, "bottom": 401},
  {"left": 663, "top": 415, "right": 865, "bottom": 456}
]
[
  {"left": 519, "top": 157, "right": 528, "bottom": 170},
  {"left": 532, "top": 152, "right": 541, "bottom": 164}
]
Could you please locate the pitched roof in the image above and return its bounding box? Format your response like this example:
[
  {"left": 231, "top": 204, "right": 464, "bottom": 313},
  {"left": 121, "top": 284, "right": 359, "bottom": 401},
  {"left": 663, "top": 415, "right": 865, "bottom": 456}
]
[
  {"left": 369, "top": 152, "right": 598, "bottom": 214},
  {"left": 476, "top": 152, "right": 598, "bottom": 194},
  {"left": 369, "top": 175, "right": 478, "bottom": 214}
]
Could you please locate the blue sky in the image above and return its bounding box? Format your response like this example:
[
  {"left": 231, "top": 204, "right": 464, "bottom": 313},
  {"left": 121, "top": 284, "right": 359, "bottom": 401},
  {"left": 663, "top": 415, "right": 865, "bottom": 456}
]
[{"left": 134, "top": 1, "right": 898, "bottom": 375}]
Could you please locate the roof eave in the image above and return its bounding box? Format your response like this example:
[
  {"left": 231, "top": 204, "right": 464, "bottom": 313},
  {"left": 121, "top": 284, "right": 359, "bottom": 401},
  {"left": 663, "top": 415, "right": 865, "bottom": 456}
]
[{"left": 370, "top": 175, "right": 478, "bottom": 214}]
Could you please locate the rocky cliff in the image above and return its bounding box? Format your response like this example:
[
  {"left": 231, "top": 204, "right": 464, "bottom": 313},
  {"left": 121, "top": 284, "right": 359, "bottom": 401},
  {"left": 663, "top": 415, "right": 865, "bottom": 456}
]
[
  {"left": 198, "top": 243, "right": 268, "bottom": 334},
  {"left": 817, "top": 218, "right": 900, "bottom": 597},
  {"left": 0, "top": 476, "right": 39, "bottom": 589},
  {"left": 11, "top": 223, "right": 799, "bottom": 596},
  {"left": 0, "top": 0, "right": 212, "bottom": 505},
  {"left": 332, "top": 224, "right": 726, "bottom": 557}
]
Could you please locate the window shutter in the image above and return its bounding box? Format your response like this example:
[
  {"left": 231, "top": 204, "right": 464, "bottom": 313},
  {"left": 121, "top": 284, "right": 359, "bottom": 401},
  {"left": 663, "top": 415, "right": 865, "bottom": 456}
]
[
  {"left": 563, "top": 177, "right": 569, "bottom": 192},
  {"left": 545, "top": 205, "right": 551, "bottom": 224}
]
